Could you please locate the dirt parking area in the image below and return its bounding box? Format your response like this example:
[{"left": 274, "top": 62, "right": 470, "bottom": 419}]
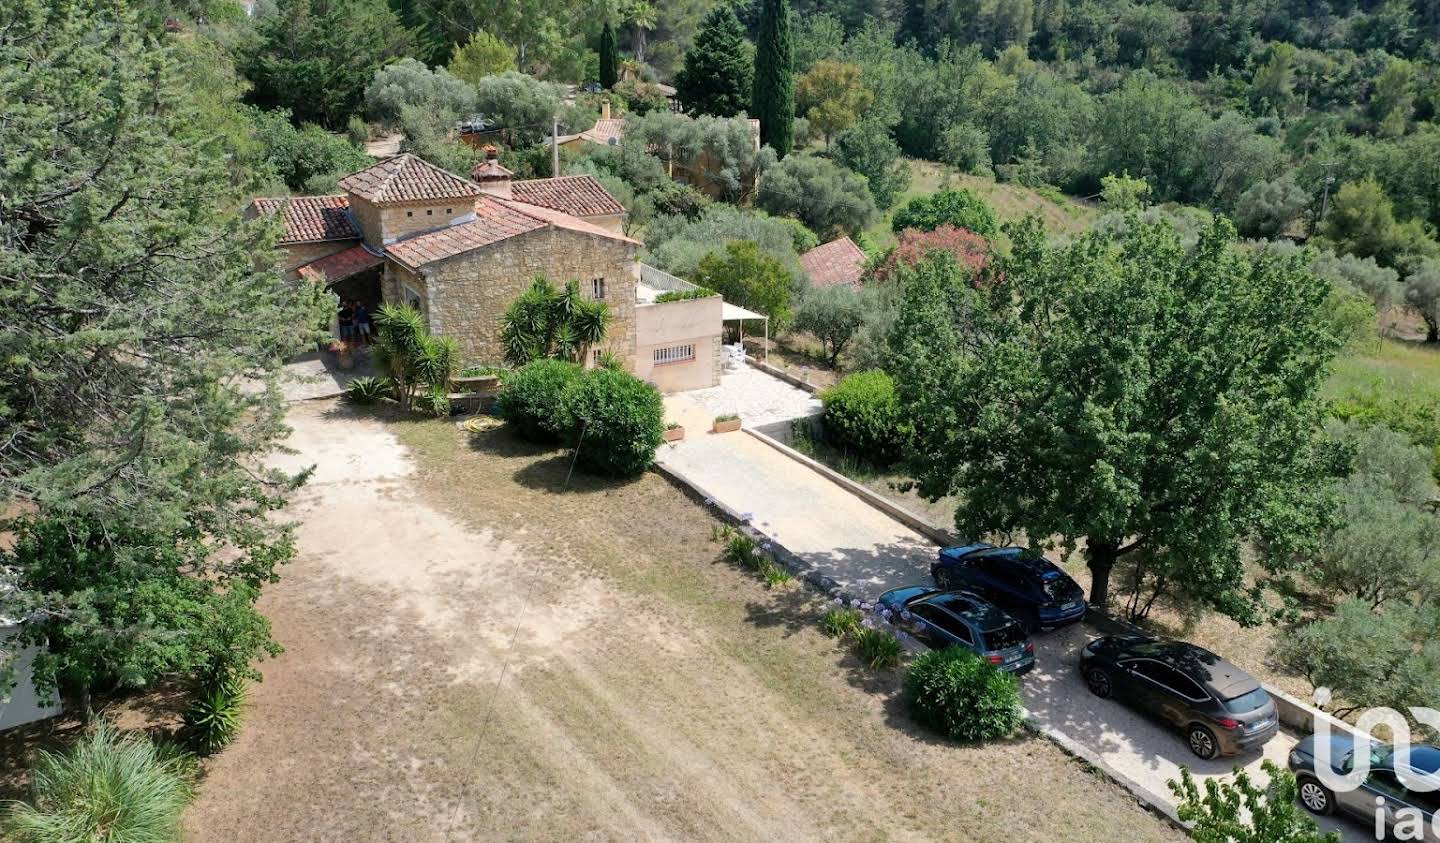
[{"left": 181, "top": 401, "right": 1182, "bottom": 842}]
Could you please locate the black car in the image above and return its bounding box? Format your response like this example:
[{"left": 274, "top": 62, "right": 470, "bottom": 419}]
[
  {"left": 1079, "top": 635, "right": 1279, "bottom": 759},
  {"left": 932, "top": 543, "right": 1086, "bottom": 630},
  {"left": 876, "top": 586, "right": 1036, "bottom": 674}
]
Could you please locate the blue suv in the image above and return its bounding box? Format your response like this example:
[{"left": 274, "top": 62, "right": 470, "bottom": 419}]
[{"left": 932, "top": 543, "right": 1087, "bottom": 631}]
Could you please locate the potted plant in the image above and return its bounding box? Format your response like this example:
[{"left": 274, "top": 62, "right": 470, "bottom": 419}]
[
  {"left": 712, "top": 413, "right": 741, "bottom": 433},
  {"left": 663, "top": 422, "right": 685, "bottom": 442},
  {"left": 328, "top": 339, "right": 355, "bottom": 371}
]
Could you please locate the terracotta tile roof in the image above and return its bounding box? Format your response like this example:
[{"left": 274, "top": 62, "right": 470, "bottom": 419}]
[
  {"left": 248, "top": 195, "right": 360, "bottom": 244},
  {"left": 800, "top": 237, "right": 868, "bottom": 288},
  {"left": 296, "top": 244, "right": 385, "bottom": 283},
  {"left": 337, "top": 153, "right": 481, "bottom": 205},
  {"left": 500, "top": 198, "right": 639, "bottom": 245},
  {"left": 385, "top": 195, "right": 638, "bottom": 270},
  {"left": 511, "top": 175, "right": 625, "bottom": 218},
  {"left": 581, "top": 118, "right": 625, "bottom": 145}
]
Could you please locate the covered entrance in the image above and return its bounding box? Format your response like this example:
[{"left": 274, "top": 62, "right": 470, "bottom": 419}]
[{"left": 297, "top": 245, "right": 385, "bottom": 339}]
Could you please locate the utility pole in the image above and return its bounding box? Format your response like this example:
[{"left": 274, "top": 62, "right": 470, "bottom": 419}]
[
  {"left": 551, "top": 115, "right": 560, "bottom": 179},
  {"left": 1317, "top": 161, "right": 1340, "bottom": 230}
]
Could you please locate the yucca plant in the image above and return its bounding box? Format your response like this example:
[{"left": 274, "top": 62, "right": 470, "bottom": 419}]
[
  {"left": 2, "top": 721, "right": 194, "bottom": 843},
  {"left": 760, "top": 560, "right": 793, "bottom": 587},
  {"left": 500, "top": 276, "right": 612, "bottom": 366},
  {"left": 345, "top": 376, "right": 391, "bottom": 405},
  {"left": 725, "top": 533, "right": 759, "bottom": 568},
  {"left": 371, "top": 305, "right": 458, "bottom": 411},
  {"left": 183, "top": 676, "right": 248, "bottom": 756}
]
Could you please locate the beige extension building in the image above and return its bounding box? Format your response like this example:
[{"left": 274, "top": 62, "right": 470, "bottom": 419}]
[{"left": 248, "top": 151, "right": 728, "bottom": 393}]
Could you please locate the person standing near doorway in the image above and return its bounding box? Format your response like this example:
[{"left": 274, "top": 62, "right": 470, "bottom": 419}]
[
  {"left": 354, "top": 302, "right": 372, "bottom": 344},
  {"left": 337, "top": 300, "right": 354, "bottom": 342}
]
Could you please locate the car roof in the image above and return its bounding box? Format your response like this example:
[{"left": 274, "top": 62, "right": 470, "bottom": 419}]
[
  {"left": 1118, "top": 639, "right": 1259, "bottom": 697},
  {"left": 918, "top": 591, "right": 1014, "bottom": 630}
]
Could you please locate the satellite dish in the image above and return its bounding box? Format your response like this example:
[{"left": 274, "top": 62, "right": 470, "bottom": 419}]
[{"left": 607, "top": 137, "right": 619, "bottom": 146}]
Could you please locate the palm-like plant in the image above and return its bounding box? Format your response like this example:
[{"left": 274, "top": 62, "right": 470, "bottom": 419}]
[
  {"left": 371, "top": 304, "right": 459, "bottom": 410},
  {"left": 500, "top": 276, "right": 612, "bottom": 367}
]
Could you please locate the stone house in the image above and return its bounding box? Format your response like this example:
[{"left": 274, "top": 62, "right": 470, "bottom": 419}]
[{"left": 247, "top": 152, "right": 724, "bottom": 392}]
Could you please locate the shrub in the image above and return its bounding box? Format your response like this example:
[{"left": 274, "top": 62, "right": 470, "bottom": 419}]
[
  {"left": 345, "top": 376, "right": 391, "bottom": 405},
  {"left": 372, "top": 304, "right": 459, "bottom": 411},
  {"left": 725, "top": 533, "right": 759, "bottom": 568},
  {"left": 821, "top": 607, "right": 862, "bottom": 637},
  {"left": 756, "top": 154, "right": 879, "bottom": 238},
  {"left": 2, "top": 722, "right": 194, "bottom": 843},
  {"left": 561, "top": 368, "right": 666, "bottom": 477},
  {"left": 495, "top": 359, "right": 584, "bottom": 443},
  {"left": 868, "top": 225, "right": 989, "bottom": 284},
  {"left": 760, "top": 560, "right": 794, "bottom": 587},
  {"left": 460, "top": 365, "right": 509, "bottom": 378},
  {"left": 654, "top": 287, "right": 717, "bottom": 303},
  {"left": 183, "top": 677, "right": 247, "bottom": 756},
  {"left": 692, "top": 240, "right": 798, "bottom": 328},
  {"left": 419, "top": 384, "right": 452, "bottom": 418},
  {"left": 853, "top": 624, "right": 902, "bottom": 669},
  {"left": 820, "top": 371, "right": 908, "bottom": 465},
  {"left": 903, "top": 646, "right": 1023, "bottom": 742},
  {"left": 891, "top": 189, "right": 998, "bottom": 237}
]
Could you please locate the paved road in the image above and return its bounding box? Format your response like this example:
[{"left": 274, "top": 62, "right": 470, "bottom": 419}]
[{"left": 661, "top": 370, "right": 1369, "bottom": 842}]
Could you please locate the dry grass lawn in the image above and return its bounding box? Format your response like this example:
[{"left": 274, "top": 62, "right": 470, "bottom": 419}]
[{"left": 176, "top": 402, "right": 1180, "bottom": 841}]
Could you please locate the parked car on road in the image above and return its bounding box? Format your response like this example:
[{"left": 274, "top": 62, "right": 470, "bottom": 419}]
[
  {"left": 1290, "top": 736, "right": 1440, "bottom": 840},
  {"left": 877, "top": 586, "right": 1036, "bottom": 674},
  {"left": 1079, "top": 635, "right": 1278, "bottom": 759},
  {"left": 932, "top": 543, "right": 1086, "bottom": 630}
]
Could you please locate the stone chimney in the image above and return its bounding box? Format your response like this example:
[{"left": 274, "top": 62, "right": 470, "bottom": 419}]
[
  {"left": 469, "top": 145, "right": 513, "bottom": 200},
  {"left": 601, "top": 100, "right": 612, "bottom": 120}
]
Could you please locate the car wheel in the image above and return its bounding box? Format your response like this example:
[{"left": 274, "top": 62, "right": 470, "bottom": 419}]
[
  {"left": 1297, "top": 776, "right": 1334, "bottom": 816},
  {"left": 1187, "top": 725, "right": 1220, "bottom": 760},
  {"left": 1084, "top": 667, "right": 1113, "bottom": 698}
]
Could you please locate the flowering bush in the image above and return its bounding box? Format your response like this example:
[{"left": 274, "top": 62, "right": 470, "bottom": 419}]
[
  {"left": 869, "top": 225, "right": 989, "bottom": 284},
  {"left": 904, "top": 646, "right": 1022, "bottom": 742}
]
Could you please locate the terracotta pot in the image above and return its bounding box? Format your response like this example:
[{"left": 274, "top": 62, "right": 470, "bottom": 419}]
[
  {"left": 712, "top": 418, "right": 742, "bottom": 433},
  {"left": 336, "top": 349, "right": 355, "bottom": 371},
  {"left": 663, "top": 426, "right": 685, "bottom": 442}
]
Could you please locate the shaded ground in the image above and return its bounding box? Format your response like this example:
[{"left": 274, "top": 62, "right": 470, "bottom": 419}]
[{"left": 183, "top": 401, "right": 1181, "bottom": 842}]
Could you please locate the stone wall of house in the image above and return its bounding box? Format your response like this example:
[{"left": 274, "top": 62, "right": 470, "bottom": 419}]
[
  {"left": 351, "top": 194, "right": 477, "bottom": 246},
  {"left": 280, "top": 240, "right": 359, "bottom": 278},
  {"left": 383, "top": 228, "right": 637, "bottom": 369}
]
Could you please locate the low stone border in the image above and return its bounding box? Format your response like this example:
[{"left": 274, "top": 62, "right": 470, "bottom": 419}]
[
  {"left": 743, "top": 427, "right": 958, "bottom": 547},
  {"left": 745, "top": 358, "right": 823, "bottom": 394}
]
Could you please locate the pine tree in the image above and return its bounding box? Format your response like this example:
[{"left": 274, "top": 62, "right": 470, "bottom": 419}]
[
  {"left": 599, "top": 21, "right": 619, "bottom": 89},
  {"left": 675, "top": 6, "right": 754, "bottom": 117},
  {"left": 752, "top": 0, "right": 795, "bottom": 156}
]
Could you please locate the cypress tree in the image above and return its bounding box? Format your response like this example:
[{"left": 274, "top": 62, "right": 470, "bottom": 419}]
[
  {"left": 599, "top": 21, "right": 619, "bottom": 89},
  {"left": 675, "top": 6, "right": 753, "bottom": 117},
  {"left": 752, "top": 0, "right": 795, "bottom": 156}
]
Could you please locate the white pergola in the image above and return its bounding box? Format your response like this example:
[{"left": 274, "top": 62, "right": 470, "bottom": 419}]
[{"left": 721, "top": 301, "right": 770, "bottom": 363}]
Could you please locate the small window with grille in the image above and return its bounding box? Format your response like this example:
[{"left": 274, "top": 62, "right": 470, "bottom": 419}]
[
  {"left": 592, "top": 349, "right": 604, "bottom": 367},
  {"left": 590, "top": 277, "right": 606, "bottom": 299},
  {"left": 653, "top": 344, "right": 695, "bottom": 365}
]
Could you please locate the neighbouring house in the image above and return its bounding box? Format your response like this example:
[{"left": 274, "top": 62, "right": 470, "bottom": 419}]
[
  {"left": 0, "top": 596, "right": 63, "bottom": 731},
  {"left": 552, "top": 103, "right": 762, "bottom": 199},
  {"left": 248, "top": 153, "right": 725, "bottom": 392},
  {"left": 799, "top": 237, "right": 868, "bottom": 289}
]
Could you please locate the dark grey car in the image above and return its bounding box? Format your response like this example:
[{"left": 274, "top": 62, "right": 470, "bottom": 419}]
[
  {"left": 1079, "top": 635, "right": 1279, "bottom": 758},
  {"left": 1290, "top": 736, "right": 1440, "bottom": 840}
]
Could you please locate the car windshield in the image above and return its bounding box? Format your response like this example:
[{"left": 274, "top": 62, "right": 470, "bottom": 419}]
[
  {"left": 985, "top": 624, "right": 1027, "bottom": 650},
  {"left": 1222, "top": 687, "right": 1270, "bottom": 713}
]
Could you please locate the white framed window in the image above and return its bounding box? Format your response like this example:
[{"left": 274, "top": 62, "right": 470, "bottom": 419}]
[
  {"left": 653, "top": 344, "right": 695, "bottom": 366},
  {"left": 592, "top": 349, "right": 605, "bottom": 367},
  {"left": 590, "top": 277, "right": 606, "bottom": 299}
]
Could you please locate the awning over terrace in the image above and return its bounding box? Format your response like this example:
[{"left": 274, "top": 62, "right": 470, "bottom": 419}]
[
  {"left": 721, "top": 302, "right": 769, "bottom": 363},
  {"left": 296, "top": 245, "right": 384, "bottom": 285}
]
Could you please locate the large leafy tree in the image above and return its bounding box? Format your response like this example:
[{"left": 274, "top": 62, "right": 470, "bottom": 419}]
[
  {"left": 245, "top": 0, "right": 414, "bottom": 129},
  {"left": 675, "top": 6, "right": 753, "bottom": 117},
  {"left": 1, "top": 0, "right": 328, "bottom": 707},
  {"left": 1169, "top": 761, "right": 1340, "bottom": 843},
  {"left": 448, "top": 31, "right": 518, "bottom": 83},
  {"left": 833, "top": 119, "right": 911, "bottom": 209},
  {"left": 757, "top": 153, "right": 879, "bottom": 237},
  {"left": 795, "top": 59, "right": 873, "bottom": 145},
  {"left": 692, "top": 240, "right": 798, "bottom": 328},
  {"left": 889, "top": 217, "right": 1342, "bottom": 618},
  {"left": 752, "top": 0, "right": 796, "bottom": 156}
]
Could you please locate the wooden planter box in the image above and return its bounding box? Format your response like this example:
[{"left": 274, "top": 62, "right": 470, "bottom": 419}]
[
  {"left": 712, "top": 418, "right": 742, "bottom": 434},
  {"left": 663, "top": 426, "right": 685, "bottom": 442}
]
